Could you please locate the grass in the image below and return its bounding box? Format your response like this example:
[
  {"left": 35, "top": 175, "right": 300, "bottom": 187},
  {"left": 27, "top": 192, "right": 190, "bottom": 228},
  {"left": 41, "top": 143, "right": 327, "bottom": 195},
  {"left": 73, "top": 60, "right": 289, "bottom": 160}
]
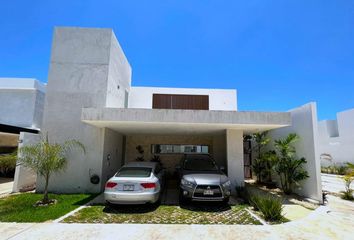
[
  {"left": 63, "top": 203, "right": 261, "bottom": 225},
  {"left": 0, "top": 193, "right": 97, "bottom": 222}
]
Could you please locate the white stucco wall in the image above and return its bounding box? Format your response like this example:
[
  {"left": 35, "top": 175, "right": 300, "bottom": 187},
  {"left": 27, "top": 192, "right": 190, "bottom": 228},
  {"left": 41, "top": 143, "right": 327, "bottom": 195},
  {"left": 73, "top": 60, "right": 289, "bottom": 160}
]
[
  {"left": 128, "top": 87, "right": 237, "bottom": 111},
  {"left": 0, "top": 78, "right": 45, "bottom": 129},
  {"left": 105, "top": 32, "right": 132, "bottom": 108},
  {"left": 12, "top": 132, "right": 40, "bottom": 192},
  {"left": 269, "top": 102, "right": 322, "bottom": 203},
  {"left": 100, "top": 128, "right": 124, "bottom": 189},
  {"left": 318, "top": 108, "right": 354, "bottom": 166},
  {"left": 226, "top": 129, "right": 244, "bottom": 191},
  {"left": 38, "top": 27, "right": 131, "bottom": 193}
]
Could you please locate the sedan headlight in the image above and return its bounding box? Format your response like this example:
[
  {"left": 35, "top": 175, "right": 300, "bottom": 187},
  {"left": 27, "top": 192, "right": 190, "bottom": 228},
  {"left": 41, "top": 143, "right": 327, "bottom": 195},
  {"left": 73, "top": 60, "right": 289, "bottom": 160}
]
[
  {"left": 181, "top": 178, "right": 195, "bottom": 188},
  {"left": 222, "top": 180, "right": 231, "bottom": 188}
]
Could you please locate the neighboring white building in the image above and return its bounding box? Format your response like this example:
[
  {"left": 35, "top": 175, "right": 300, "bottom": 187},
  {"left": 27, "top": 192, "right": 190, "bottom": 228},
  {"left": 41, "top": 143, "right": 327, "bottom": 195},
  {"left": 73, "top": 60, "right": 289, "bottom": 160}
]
[
  {"left": 0, "top": 78, "right": 46, "bottom": 192},
  {"left": 318, "top": 108, "right": 354, "bottom": 166},
  {"left": 12, "top": 27, "right": 322, "bottom": 203},
  {"left": 0, "top": 78, "right": 45, "bottom": 130}
]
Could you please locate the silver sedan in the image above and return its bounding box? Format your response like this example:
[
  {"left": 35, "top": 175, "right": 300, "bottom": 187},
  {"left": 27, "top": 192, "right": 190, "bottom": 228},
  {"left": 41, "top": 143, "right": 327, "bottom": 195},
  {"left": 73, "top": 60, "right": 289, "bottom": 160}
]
[{"left": 104, "top": 162, "right": 165, "bottom": 205}]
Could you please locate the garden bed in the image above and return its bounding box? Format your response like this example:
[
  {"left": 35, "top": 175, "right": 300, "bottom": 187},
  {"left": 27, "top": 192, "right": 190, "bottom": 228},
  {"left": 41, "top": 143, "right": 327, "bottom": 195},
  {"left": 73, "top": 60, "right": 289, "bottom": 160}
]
[
  {"left": 244, "top": 182, "right": 318, "bottom": 223},
  {"left": 0, "top": 193, "right": 97, "bottom": 222}
]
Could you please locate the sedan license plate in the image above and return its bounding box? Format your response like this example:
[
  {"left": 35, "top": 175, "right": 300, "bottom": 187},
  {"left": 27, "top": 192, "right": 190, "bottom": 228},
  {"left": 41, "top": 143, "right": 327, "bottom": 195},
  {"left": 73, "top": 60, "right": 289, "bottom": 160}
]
[
  {"left": 203, "top": 190, "right": 214, "bottom": 195},
  {"left": 123, "top": 185, "right": 134, "bottom": 191}
]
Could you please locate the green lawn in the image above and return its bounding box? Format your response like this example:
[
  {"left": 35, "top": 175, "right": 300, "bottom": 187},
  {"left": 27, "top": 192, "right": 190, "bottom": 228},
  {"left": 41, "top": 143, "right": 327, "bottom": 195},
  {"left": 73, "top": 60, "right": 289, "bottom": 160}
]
[
  {"left": 0, "top": 193, "right": 97, "bottom": 222},
  {"left": 63, "top": 203, "right": 261, "bottom": 225}
]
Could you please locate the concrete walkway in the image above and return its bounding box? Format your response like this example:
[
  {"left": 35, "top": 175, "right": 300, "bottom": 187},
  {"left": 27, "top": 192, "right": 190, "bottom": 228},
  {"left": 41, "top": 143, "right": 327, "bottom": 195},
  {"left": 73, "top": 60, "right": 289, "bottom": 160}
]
[
  {"left": 0, "top": 178, "right": 13, "bottom": 196},
  {"left": 321, "top": 173, "right": 353, "bottom": 194},
  {"left": 1, "top": 195, "right": 353, "bottom": 240}
]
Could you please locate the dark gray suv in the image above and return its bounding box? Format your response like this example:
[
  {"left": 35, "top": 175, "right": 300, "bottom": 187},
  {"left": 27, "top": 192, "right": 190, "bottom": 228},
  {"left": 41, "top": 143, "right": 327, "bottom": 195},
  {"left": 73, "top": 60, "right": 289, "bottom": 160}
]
[{"left": 176, "top": 154, "right": 231, "bottom": 203}]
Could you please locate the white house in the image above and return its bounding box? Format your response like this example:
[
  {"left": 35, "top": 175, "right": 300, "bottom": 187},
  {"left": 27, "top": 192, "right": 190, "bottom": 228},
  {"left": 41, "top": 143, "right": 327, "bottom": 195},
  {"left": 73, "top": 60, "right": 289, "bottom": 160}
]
[
  {"left": 13, "top": 27, "right": 322, "bottom": 203},
  {"left": 318, "top": 108, "right": 354, "bottom": 166},
  {"left": 0, "top": 78, "right": 46, "bottom": 192},
  {"left": 0, "top": 78, "right": 45, "bottom": 130}
]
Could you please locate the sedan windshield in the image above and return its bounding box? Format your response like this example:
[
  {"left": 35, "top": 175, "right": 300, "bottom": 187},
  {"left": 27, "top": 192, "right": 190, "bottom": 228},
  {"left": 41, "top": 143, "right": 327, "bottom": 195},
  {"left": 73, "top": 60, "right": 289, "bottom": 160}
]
[
  {"left": 183, "top": 155, "right": 218, "bottom": 171},
  {"left": 116, "top": 167, "right": 152, "bottom": 177}
]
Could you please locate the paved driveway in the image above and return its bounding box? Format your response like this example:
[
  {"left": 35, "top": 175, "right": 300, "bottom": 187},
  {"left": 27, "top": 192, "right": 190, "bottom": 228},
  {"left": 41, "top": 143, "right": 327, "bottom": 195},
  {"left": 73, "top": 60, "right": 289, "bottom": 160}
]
[
  {"left": 1, "top": 194, "right": 353, "bottom": 240},
  {"left": 0, "top": 178, "right": 13, "bottom": 196}
]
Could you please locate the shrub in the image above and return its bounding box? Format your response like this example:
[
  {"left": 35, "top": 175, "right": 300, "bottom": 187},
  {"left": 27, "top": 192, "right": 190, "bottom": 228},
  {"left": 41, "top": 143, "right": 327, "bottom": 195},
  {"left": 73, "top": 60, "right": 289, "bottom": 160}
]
[
  {"left": 0, "top": 151, "right": 17, "bottom": 177},
  {"left": 249, "top": 194, "right": 261, "bottom": 211},
  {"left": 321, "top": 165, "right": 349, "bottom": 175},
  {"left": 274, "top": 133, "right": 309, "bottom": 194},
  {"left": 250, "top": 194, "right": 283, "bottom": 221},
  {"left": 341, "top": 164, "right": 354, "bottom": 201}
]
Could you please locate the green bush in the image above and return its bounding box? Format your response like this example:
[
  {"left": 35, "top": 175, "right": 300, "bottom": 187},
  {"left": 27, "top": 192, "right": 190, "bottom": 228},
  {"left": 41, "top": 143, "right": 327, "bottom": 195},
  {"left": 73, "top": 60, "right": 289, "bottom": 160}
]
[
  {"left": 321, "top": 165, "right": 349, "bottom": 175},
  {"left": 341, "top": 167, "right": 354, "bottom": 201},
  {"left": 249, "top": 194, "right": 261, "bottom": 211},
  {"left": 250, "top": 194, "right": 283, "bottom": 221},
  {"left": 341, "top": 190, "right": 354, "bottom": 201},
  {"left": 0, "top": 151, "right": 17, "bottom": 177}
]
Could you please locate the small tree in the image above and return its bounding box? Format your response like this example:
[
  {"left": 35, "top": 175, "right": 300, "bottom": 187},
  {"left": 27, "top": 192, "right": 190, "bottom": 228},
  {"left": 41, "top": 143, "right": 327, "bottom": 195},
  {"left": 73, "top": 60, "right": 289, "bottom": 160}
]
[
  {"left": 274, "top": 133, "right": 309, "bottom": 194},
  {"left": 251, "top": 131, "right": 270, "bottom": 183},
  {"left": 262, "top": 150, "right": 277, "bottom": 183},
  {"left": 342, "top": 163, "right": 354, "bottom": 200},
  {"left": 18, "top": 135, "right": 85, "bottom": 204}
]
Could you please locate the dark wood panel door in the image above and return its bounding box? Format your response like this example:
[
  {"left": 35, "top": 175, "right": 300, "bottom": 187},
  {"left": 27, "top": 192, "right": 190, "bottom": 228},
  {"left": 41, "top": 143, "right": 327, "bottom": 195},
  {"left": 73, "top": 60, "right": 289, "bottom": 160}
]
[
  {"left": 152, "top": 94, "right": 172, "bottom": 109},
  {"left": 152, "top": 94, "right": 209, "bottom": 110}
]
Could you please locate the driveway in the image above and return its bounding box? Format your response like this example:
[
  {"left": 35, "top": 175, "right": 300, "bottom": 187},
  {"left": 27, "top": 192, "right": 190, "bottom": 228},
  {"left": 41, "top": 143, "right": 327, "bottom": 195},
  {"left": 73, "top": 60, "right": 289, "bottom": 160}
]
[
  {"left": 0, "top": 194, "right": 353, "bottom": 240},
  {"left": 321, "top": 173, "right": 353, "bottom": 194},
  {"left": 0, "top": 178, "right": 13, "bottom": 196}
]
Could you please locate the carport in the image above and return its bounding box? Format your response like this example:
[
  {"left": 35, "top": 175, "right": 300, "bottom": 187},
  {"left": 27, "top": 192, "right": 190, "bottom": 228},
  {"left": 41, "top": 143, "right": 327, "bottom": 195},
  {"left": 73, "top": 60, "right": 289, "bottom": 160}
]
[{"left": 81, "top": 108, "right": 291, "bottom": 192}]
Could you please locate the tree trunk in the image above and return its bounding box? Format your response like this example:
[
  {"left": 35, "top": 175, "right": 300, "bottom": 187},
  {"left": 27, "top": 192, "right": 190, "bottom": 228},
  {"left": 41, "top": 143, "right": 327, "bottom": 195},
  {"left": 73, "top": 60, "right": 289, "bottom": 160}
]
[{"left": 43, "top": 173, "right": 50, "bottom": 203}]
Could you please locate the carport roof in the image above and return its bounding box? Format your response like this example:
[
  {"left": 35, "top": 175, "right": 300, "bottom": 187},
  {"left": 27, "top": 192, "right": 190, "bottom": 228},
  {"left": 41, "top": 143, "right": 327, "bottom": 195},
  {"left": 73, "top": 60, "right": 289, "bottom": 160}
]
[{"left": 81, "top": 108, "right": 291, "bottom": 135}]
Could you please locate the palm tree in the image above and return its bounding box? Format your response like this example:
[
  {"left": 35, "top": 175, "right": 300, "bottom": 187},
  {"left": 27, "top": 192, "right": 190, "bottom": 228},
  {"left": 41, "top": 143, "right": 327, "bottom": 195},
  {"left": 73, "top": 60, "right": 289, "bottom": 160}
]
[
  {"left": 274, "top": 133, "right": 309, "bottom": 194},
  {"left": 251, "top": 131, "right": 270, "bottom": 183},
  {"left": 18, "top": 134, "right": 85, "bottom": 204}
]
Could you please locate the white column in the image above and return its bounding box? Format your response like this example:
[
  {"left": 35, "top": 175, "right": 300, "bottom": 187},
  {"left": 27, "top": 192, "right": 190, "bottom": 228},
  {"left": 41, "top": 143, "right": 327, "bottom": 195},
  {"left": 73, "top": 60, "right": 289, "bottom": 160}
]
[{"left": 226, "top": 129, "right": 244, "bottom": 191}]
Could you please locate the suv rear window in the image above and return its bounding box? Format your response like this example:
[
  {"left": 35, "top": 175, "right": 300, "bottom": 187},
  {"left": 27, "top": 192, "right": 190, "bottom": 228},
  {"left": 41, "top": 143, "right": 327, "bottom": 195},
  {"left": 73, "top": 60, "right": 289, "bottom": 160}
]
[
  {"left": 183, "top": 155, "right": 218, "bottom": 171},
  {"left": 116, "top": 167, "right": 152, "bottom": 177}
]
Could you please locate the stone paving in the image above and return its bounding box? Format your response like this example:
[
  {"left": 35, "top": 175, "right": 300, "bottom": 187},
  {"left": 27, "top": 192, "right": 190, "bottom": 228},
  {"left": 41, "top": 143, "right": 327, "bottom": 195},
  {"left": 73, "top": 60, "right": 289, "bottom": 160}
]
[
  {"left": 63, "top": 203, "right": 261, "bottom": 225},
  {"left": 0, "top": 195, "right": 353, "bottom": 239}
]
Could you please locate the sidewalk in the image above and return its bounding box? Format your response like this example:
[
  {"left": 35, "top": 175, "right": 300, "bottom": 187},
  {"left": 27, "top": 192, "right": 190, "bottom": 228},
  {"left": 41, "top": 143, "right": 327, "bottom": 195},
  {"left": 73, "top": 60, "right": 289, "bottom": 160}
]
[
  {"left": 0, "top": 178, "right": 13, "bottom": 196},
  {"left": 0, "top": 195, "right": 353, "bottom": 240}
]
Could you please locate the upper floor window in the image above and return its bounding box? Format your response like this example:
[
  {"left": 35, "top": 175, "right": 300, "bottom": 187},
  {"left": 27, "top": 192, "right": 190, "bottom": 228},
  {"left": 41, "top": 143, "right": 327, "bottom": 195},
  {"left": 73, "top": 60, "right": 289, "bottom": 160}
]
[
  {"left": 151, "top": 144, "right": 209, "bottom": 154},
  {"left": 152, "top": 94, "right": 209, "bottom": 110}
]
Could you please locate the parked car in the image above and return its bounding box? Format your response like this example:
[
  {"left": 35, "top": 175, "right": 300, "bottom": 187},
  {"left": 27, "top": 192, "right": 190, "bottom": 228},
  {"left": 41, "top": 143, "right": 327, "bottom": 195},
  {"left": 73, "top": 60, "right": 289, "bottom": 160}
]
[
  {"left": 176, "top": 154, "right": 231, "bottom": 203},
  {"left": 104, "top": 162, "right": 165, "bottom": 205}
]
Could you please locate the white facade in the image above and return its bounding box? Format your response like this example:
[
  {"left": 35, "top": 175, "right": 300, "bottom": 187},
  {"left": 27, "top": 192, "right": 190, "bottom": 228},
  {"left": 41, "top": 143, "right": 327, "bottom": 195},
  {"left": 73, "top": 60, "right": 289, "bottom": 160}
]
[
  {"left": 0, "top": 78, "right": 45, "bottom": 129},
  {"left": 129, "top": 87, "right": 237, "bottom": 110},
  {"left": 9, "top": 26, "right": 321, "bottom": 203},
  {"left": 318, "top": 108, "right": 354, "bottom": 166},
  {"left": 269, "top": 103, "right": 322, "bottom": 202}
]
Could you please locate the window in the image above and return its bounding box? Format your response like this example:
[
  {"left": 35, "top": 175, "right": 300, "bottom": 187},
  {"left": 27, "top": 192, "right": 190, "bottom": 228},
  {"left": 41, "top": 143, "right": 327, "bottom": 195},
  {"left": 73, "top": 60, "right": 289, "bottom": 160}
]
[
  {"left": 116, "top": 167, "right": 152, "bottom": 177},
  {"left": 151, "top": 144, "right": 209, "bottom": 154},
  {"left": 152, "top": 94, "right": 209, "bottom": 110}
]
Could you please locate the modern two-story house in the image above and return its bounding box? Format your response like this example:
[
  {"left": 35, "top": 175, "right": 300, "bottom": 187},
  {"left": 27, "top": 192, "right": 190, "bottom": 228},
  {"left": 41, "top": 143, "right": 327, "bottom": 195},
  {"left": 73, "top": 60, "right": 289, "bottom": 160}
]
[{"left": 15, "top": 27, "right": 322, "bottom": 203}]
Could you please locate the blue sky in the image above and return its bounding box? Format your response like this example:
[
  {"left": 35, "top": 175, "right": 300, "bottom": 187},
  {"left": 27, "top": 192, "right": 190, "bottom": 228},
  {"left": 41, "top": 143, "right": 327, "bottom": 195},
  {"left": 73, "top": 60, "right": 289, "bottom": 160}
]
[{"left": 0, "top": 1, "right": 353, "bottom": 120}]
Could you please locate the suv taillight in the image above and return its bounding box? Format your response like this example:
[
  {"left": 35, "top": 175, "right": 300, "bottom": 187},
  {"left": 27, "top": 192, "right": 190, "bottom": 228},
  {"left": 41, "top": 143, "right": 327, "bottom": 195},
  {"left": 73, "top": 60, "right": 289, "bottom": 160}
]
[
  {"left": 141, "top": 183, "right": 156, "bottom": 189},
  {"left": 106, "top": 182, "right": 117, "bottom": 188}
]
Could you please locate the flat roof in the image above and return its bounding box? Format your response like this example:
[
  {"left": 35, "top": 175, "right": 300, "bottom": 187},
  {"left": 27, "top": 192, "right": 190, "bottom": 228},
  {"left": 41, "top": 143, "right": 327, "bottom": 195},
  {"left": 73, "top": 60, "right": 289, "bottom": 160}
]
[
  {"left": 82, "top": 108, "right": 291, "bottom": 135},
  {"left": 0, "top": 78, "right": 46, "bottom": 93}
]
